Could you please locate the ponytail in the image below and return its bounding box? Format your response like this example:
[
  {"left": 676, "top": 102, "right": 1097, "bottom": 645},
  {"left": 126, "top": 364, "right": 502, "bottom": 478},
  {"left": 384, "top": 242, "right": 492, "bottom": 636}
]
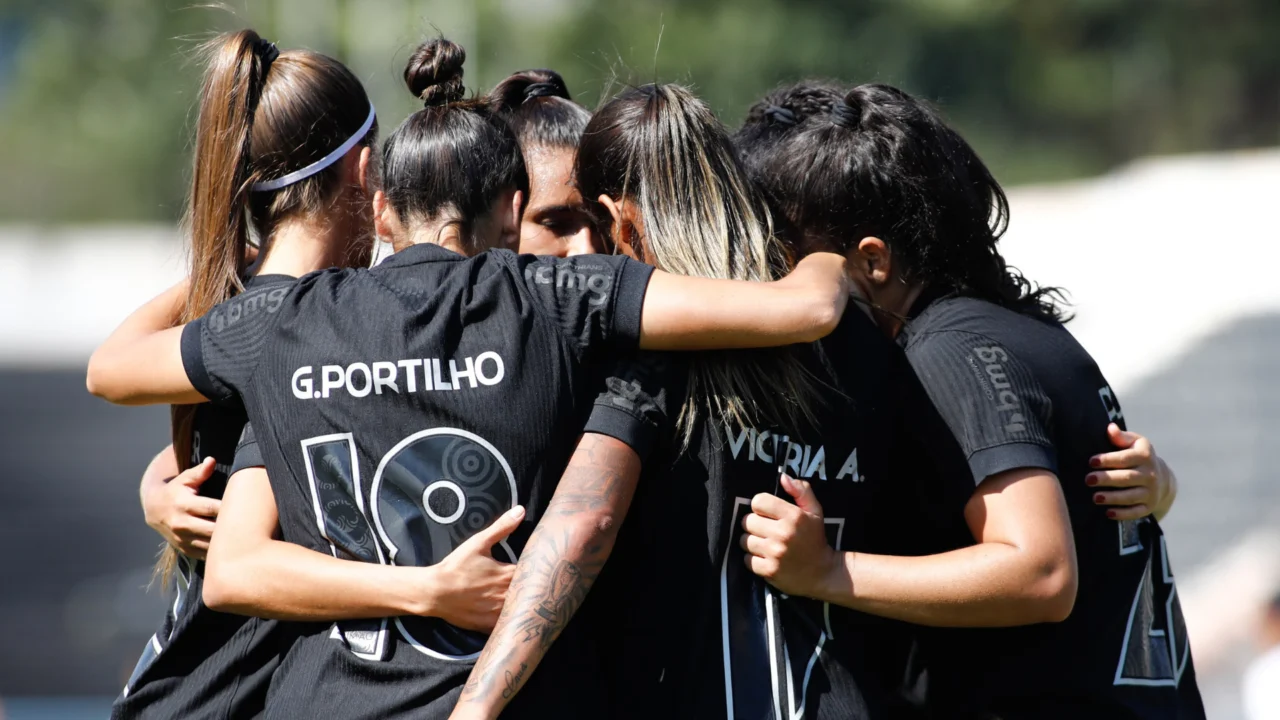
[{"left": 160, "top": 30, "right": 376, "bottom": 587}]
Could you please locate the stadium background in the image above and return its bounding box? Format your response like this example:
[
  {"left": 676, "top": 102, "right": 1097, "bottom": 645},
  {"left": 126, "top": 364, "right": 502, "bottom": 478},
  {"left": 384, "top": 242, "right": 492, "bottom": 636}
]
[{"left": 1, "top": 1, "right": 1277, "bottom": 717}]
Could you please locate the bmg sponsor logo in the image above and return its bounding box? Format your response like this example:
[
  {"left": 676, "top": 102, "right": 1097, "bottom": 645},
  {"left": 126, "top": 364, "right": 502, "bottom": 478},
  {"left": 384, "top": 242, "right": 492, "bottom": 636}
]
[
  {"left": 972, "top": 345, "right": 1027, "bottom": 435},
  {"left": 523, "top": 263, "right": 612, "bottom": 306},
  {"left": 207, "top": 286, "right": 290, "bottom": 333}
]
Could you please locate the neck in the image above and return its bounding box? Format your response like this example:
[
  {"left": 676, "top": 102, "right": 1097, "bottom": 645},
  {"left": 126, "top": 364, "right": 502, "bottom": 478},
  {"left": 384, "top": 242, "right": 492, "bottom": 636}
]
[
  {"left": 257, "top": 215, "right": 352, "bottom": 277},
  {"left": 398, "top": 221, "right": 470, "bottom": 258},
  {"left": 882, "top": 281, "right": 926, "bottom": 338}
]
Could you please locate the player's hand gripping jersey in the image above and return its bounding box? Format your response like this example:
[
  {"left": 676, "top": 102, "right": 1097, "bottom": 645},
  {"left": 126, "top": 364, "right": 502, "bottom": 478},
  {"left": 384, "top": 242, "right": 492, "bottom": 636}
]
[
  {"left": 900, "top": 295, "right": 1205, "bottom": 720},
  {"left": 597, "top": 309, "right": 940, "bottom": 720},
  {"left": 180, "top": 244, "right": 655, "bottom": 719}
]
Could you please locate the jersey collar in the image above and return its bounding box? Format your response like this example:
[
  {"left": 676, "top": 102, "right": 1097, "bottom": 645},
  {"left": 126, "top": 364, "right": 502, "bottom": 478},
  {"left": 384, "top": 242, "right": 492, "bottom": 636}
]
[{"left": 377, "top": 243, "right": 464, "bottom": 270}]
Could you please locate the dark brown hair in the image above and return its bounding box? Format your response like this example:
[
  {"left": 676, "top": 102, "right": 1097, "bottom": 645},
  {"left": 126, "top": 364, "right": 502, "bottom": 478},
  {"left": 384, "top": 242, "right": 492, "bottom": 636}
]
[
  {"left": 379, "top": 37, "right": 527, "bottom": 250},
  {"left": 488, "top": 69, "right": 591, "bottom": 153},
  {"left": 166, "top": 29, "right": 375, "bottom": 584},
  {"left": 737, "top": 82, "right": 1069, "bottom": 323}
]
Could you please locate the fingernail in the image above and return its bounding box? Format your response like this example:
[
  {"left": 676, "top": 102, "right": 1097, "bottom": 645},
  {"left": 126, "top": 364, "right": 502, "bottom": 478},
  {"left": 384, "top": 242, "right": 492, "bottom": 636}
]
[
  {"left": 1106, "top": 509, "right": 1117, "bottom": 519},
  {"left": 1093, "top": 493, "right": 1105, "bottom": 504},
  {"left": 506, "top": 506, "right": 525, "bottom": 519},
  {"left": 1086, "top": 475, "right": 1098, "bottom": 486},
  {"left": 1089, "top": 457, "right": 1101, "bottom": 468}
]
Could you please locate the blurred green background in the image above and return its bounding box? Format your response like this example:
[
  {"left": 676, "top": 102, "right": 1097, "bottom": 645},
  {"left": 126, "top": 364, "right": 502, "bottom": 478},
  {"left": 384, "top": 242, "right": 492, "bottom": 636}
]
[{"left": 1, "top": 0, "right": 1277, "bottom": 223}]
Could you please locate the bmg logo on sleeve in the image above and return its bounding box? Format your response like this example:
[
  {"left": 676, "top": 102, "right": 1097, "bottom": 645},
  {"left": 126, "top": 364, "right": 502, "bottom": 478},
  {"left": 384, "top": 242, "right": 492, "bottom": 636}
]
[{"left": 973, "top": 345, "right": 1027, "bottom": 434}]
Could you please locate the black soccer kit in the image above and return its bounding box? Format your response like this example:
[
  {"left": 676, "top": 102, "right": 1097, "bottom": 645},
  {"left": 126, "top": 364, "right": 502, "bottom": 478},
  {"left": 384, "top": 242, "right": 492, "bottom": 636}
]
[
  {"left": 179, "top": 244, "right": 656, "bottom": 719},
  {"left": 596, "top": 309, "right": 947, "bottom": 720},
  {"left": 115, "top": 274, "right": 310, "bottom": 720},
  {"left": 898, "top": 295, "right": 1205, "bottom": 720}
]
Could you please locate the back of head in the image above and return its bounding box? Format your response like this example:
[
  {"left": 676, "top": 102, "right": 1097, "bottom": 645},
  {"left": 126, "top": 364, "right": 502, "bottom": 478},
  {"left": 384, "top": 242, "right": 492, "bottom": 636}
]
[
  {"left": 381, "top": 36, "right": 528, "bottom": 250},
  {"left": 738, "top": 82, "right": 1067, "bottom": 323},
  {"left": 173, "top": 28, "right": 376, "bottom": 583},
  {"left": 488, "top": 69, "right": 591, "bottom": 153},
  {"left": 576, "top": 82, "right": 820, "bottom": 442}
]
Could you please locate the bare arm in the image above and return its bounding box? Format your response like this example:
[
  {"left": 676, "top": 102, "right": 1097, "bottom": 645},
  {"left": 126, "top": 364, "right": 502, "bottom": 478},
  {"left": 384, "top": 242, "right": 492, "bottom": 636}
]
[
  {"left": 86, "top": 279, "right": 204, "bottom": 405},
  {"left": 204, "top": 467, "right": 521, "bottom": 629},
  {"left": 638, "top": 252, "right": 849, "bottom": 350},
  {"left": 452, "top": 434, "right": 641, "bottom": 720},
  {"left": 744, "top": 469, "right": 1078, "bottom": 628}
]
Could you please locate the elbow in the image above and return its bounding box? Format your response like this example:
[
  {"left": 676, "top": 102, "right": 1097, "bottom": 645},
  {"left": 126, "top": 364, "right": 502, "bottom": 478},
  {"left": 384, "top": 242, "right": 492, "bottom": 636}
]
[
  {"left": 85, "top": 351, "right": 134, "bottom": 405},
  {"left": 202, "top": 557, "right": 252, "bottom": 615},
  {"left": 1026, "top": 556, "right": 1078, "bottom": 623},
  {"left": 797, "top": 293, "right": 842, "bottom": 343}
]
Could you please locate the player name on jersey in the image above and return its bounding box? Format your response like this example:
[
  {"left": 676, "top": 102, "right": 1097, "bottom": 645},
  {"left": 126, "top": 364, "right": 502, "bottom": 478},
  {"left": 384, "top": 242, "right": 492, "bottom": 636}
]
[
  {"left": 723, "top": 423, "right": 862, "bottom": 482},
  {"left": 291, "top": 351, "right": 506, "bottom": 400}
]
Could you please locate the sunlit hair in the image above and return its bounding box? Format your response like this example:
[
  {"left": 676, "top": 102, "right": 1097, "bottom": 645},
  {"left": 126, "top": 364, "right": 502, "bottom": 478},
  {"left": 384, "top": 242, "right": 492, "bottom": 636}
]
[
  {"left": 738, "top": 81, "right": 1069, "bottom": 323},
  {"left": 165, "top": 28, "right": 376, "bottom": 586},
  {"left": 576, "top": 83, "right": 822, "bottom": 444}
]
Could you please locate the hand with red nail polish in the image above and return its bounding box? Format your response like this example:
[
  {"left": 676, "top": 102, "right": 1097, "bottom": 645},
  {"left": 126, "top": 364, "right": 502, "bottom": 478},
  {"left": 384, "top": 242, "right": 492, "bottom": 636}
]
[{"left": 1086, "top": 424, "right": 1178, "bottom": 522}]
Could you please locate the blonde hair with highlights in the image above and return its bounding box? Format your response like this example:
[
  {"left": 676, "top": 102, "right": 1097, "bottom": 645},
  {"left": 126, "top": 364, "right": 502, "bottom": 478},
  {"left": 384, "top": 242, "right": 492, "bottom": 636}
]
[{"left": 575, "top": 83, "right": 823, "bottom": 444}]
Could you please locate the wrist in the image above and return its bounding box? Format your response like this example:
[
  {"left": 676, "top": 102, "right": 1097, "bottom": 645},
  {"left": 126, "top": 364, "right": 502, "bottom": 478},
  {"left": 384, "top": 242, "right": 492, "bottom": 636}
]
[
  {"left": 816, "top": 548, "right": 853, "bottom": 605},
  {"left": 402, "top": 565, "right": 441, "bottom": 617}
]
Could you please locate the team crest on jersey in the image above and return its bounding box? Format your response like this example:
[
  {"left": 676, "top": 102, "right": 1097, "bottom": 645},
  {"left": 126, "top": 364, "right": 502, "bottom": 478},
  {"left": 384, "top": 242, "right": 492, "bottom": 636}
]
[{"left": 1098, "top": 385, "right": 1124, "bottom": 423}]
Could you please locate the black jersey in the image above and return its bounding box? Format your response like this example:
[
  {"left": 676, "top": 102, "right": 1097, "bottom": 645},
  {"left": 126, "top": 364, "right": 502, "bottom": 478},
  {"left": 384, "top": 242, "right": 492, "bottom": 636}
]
[
  {"left": 179, "top": 244, "right": 654, "bottom": 719},
  {"left": 115, "top": 274, "right": 307, "bottom": 720},
  {"left": 899, "top": 295, "right": 1205, "bottom": 720},
  {"left": 595, "top": 309, "right": 949, "bottom": 720}
]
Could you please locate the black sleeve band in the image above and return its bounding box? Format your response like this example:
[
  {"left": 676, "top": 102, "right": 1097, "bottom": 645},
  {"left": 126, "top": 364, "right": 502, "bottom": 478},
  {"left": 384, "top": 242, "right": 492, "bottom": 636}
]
[
  {"left": 229, "top": 424, "right": 265, "bottom": 475},
  {"left": 181, "top": 319, "right": 222, "bottom": 402},
  {"left": 583, "top": 402, "right": 659, "bottom": 461},
  {"left": 611, "top": 259, "right": 655, "bottom": 350},
  {"left": 968, "top": 442, "right": 1058, "bottom": 486}
]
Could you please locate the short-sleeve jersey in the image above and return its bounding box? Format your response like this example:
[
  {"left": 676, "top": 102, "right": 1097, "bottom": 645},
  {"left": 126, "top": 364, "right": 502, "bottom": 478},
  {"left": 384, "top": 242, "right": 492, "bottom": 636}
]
[
  {"left": 592, "top": 309, "right": 960, "bottom": 720},
  {"left": 180, "top": 244, "right": 653, "bottom": 719},
  {"left": 114, "top": 274, "right": 308, "bottom": 720},
  {"left": 899, "top": 295, "right": 1205, "bottom": 720}
]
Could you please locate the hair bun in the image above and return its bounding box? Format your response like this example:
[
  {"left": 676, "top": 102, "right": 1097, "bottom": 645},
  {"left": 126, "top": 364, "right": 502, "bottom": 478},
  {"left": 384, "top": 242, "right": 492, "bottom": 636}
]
[
  {"left": 488, "top": 69, "right": 570, "bottom": 115},
  {"left": 404, "top": 37, "right": 466, "bottom": 106},
  {"left": 831, "top": 92, "right": 862, "bottom": 129}
]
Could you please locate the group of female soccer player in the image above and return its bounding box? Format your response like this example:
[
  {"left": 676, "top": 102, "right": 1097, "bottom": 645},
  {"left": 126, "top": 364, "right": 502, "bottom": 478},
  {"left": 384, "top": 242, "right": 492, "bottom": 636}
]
[{"left": 87, "top": 27, "right": 1206, "bottom": 720}]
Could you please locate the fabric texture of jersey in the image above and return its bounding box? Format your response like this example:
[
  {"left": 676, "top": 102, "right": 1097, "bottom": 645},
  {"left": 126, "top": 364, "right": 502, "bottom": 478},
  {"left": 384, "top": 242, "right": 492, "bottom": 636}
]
[
  {"left": 899, "top": 294, "right": 1206, "bottom": 720},
  {"left": 592, "top": 309, "right": 952, "bottom": 720},
  {"left": 181, "top": 244, "right": 653, "bottom": 719},
  {"left": 114, "top": 274, "right": 308, "bottom": 720}
]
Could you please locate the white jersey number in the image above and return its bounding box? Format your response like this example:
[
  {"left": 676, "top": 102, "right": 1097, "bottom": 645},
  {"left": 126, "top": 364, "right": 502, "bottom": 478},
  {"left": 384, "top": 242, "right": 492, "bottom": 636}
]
[{"left": 301, "top": 429, "right": 517, "bottom": 662}]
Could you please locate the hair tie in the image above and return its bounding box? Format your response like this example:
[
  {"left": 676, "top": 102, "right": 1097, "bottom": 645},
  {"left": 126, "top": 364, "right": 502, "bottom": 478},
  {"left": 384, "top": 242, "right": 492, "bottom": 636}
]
[
  {"left": 255, "top": 38, "right": 280, "bottom": 72},
  {"left": 764, "top": 105, "right": 797, "bottom": 127},
  {"left": 523, "top": 82, "right": 559, "bottom": 102},
  {"left": 830, "top": 100, "right": 859, "bottom": 129}
]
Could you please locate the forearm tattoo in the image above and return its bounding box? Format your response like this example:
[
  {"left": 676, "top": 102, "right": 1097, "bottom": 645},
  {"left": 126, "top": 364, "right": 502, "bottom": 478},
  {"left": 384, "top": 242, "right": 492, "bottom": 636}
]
[{"left": 457, "top": 435, "right": 638, "bottom": 712}]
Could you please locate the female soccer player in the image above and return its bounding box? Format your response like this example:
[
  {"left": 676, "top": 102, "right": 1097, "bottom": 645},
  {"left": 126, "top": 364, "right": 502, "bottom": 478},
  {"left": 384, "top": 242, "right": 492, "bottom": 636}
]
[
  {"left": 114, "top": 29, "right": 380, "bottom": 720},
  {"left": 488, "top": 69, "right": 600, "bottom": 257},
  {"left": 735, "top": 82, "right": 1203, "bottom": 719},
  {"left": 86, "top": 37, "right": 850, "bottom": 719}
]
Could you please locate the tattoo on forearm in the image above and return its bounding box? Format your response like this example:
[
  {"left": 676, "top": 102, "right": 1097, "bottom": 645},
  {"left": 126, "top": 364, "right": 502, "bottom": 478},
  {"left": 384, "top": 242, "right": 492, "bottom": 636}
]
[{"left": 456, "top": 435, "right": 639, "bottom": 712}]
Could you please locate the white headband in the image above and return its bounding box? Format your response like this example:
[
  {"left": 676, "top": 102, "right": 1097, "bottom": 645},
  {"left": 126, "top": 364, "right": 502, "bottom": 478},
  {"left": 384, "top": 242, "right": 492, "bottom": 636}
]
[{"left": 251, "top": 105, "right": 377, "bottom": 192}]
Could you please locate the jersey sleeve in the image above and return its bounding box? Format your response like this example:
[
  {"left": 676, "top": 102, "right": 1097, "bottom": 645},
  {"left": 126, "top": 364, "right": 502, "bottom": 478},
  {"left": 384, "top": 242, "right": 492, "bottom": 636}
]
[
  {"left": 904, "top": 330, "right": 1057, "bottom": 485},
  {"left": 180, "top": 283, "right": 294, "bottom": 403},
  {"left": 228, "top": 423, "right": 265, "bottom": 475},
  {"left": 582, "top": 352, "right": 680, "bottom": 461},
  {"left": 510, "top": 253, "right": 654, "bottom": 356}
]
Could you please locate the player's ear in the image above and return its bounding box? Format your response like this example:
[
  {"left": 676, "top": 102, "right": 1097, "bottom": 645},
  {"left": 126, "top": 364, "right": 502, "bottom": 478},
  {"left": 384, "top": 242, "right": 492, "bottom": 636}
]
[
  {"left": 355, "top": 145, "right": 375, "bottom": 196},
  {"left": 373, "top": 190, "right": 398, "bottom": 249},
  {"left": 501, "top": 190, "right": 523, "bottom": 251},
  {"left": 597, "top": 194, "right": 645, "bottom": 262},
  {"left": 853, "top": 236, "right": 892, "bottom": 286}
]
